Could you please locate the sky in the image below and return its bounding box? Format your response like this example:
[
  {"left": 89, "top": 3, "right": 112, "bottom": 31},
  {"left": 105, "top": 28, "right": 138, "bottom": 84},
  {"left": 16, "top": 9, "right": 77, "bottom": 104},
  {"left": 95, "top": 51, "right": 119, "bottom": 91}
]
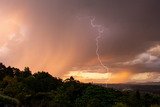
[{"left": 0, "top": 0, "right": 160, "bottom": 83}]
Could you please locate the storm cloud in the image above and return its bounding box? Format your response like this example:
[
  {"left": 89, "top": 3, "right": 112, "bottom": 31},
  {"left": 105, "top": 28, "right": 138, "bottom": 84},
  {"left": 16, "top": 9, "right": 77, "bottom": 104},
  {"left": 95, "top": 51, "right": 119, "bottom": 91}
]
[{"left": 0, "top": 0, "right": 160, "bottom": 82}]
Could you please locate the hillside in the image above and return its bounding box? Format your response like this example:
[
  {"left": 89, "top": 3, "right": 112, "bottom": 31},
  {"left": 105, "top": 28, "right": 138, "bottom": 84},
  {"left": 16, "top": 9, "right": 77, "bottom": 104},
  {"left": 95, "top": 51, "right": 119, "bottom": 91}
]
[{"left": 0, "top": 63, "right": 160, "bottom": 107}]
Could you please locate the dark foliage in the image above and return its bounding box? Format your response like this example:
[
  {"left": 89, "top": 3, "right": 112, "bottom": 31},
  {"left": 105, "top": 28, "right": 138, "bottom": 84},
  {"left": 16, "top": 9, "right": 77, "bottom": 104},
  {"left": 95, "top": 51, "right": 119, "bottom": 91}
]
[{"left": 0, "top": 63, "right": 159, "bottom": 107}]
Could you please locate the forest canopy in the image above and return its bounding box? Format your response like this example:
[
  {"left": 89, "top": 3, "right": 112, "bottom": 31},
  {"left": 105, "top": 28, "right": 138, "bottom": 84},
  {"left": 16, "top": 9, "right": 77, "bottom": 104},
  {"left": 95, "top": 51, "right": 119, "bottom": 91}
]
[{"left": 0, "top": 63, "right": 159, "bottom": 107}]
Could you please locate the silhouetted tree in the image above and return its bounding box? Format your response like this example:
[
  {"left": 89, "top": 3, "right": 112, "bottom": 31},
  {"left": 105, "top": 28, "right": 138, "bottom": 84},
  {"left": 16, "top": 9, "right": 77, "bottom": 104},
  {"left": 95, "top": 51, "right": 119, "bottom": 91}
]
[
  {"left": 0, "top": 63, "right": 159, "bottom": 107},
  {"left": 0, "top": 63, "right": 6, "bottom": 80},
  {"left": 12, "top": 67, "right": 21, "bottom": 77},
  {"left": 6, "top": 66, "right": 14, "bottom": 77},
  {"left": 33, "top": 71, "right": 62, "bottom": 92},
  {"left": 22, "top": 67, "right": 32, "bottom": 78}
]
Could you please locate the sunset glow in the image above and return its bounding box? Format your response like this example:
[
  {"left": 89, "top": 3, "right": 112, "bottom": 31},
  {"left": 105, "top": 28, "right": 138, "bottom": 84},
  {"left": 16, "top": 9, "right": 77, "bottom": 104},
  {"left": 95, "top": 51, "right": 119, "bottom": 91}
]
[{"left": 0, "top": 0, "right": 159, "bottom": 83}]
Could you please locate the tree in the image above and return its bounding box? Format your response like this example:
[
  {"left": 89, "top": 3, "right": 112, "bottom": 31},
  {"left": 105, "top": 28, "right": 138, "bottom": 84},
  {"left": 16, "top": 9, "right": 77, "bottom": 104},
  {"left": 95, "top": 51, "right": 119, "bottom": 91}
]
[
  {"left": 12, "top": 67, "right": 21, "bottom": 77},
  {"left": 0, "top": 63, "right": 6, "bottom": 80},
  {"left": 3, "top": 76, "right": 16, "bottom": 85},
  {"left": 75, "top": 85, "right": 120, "bottom": 107},
  {"left": 5, "top": 66, "right": 14, "bottom": 77},
  {"left": 33, "top": 71, "right": 62, "bottom": 92},
  {"left": 22, "top": 67, "right": 32, "bottom": 78},
  {"left": 144, "top": 93, "right": 152, "bottom": 107}
]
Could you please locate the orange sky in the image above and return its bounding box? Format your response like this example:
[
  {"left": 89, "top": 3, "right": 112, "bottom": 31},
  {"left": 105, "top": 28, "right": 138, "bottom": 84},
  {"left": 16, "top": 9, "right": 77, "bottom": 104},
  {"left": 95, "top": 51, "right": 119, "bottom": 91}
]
[{"left": 0, "top": 0, "right": 160, "bottom": 83}]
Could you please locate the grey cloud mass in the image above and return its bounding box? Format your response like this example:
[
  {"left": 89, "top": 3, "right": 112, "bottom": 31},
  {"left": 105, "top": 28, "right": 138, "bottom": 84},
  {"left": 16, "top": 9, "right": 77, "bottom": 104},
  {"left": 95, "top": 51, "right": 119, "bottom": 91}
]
[{"left": 0, "top": 0, "right": 160, "bottom": 81}]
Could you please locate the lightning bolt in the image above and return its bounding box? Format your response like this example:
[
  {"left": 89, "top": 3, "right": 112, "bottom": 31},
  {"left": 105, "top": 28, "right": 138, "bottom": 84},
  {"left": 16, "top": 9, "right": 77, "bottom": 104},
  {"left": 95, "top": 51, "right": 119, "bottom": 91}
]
[
  {"left": 77, "top": 16, "right": 110, "bottom": 85},
  {"left": 90, "top": 17, "right": 109, "bottom": 72},
  {"left": 90, "top": 17, "right": 111, "bottom": 86}
]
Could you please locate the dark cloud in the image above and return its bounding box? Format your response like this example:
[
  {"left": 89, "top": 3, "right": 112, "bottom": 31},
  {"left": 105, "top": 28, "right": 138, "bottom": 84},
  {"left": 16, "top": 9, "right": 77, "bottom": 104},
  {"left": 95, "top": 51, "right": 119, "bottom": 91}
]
[{"left": 0, "top": 0, "right": 160, "bottom": 78}]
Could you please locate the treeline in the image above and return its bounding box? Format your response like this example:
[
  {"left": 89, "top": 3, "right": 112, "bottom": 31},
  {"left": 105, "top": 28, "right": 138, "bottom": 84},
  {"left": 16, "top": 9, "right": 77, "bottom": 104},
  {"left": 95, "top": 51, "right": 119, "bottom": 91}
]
[{"left": 0, "top": 63, "right": 159, "bottom": 107}]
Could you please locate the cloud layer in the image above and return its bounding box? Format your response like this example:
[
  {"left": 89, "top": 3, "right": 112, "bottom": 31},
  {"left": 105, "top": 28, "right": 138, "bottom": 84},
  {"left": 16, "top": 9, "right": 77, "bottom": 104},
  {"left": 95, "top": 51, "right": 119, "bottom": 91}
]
[{"left": 0, "top": 0, "right": 160, "bottom": 82}]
